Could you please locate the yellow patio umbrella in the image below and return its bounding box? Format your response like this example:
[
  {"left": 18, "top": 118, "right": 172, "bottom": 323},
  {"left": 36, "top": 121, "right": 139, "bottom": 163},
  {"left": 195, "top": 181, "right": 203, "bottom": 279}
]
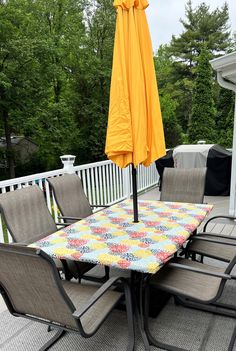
[{"left": 105, "top": 0, "right": 166, "bottom": 221}]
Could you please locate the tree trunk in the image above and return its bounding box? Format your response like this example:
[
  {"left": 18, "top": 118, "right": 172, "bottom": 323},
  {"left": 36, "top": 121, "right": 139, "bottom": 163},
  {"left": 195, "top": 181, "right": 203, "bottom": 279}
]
[{"left": 3, "top": 110, "right": 15, "bottom": 179}]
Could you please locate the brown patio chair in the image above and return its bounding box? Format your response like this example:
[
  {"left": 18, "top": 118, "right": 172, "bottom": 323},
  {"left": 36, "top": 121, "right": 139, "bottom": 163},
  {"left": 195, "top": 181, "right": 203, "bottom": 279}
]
[
  {"left": 144, "top": 255, "right": 236, "bottom": 351},
  {"left": 0, "top": 244, "right": 134, "bottom": 351},
  {"left": 186, "top": 214, "right": 236, "bottom": 263},
  {"left": 47, "top": 174, "right": 110, "bottom": 282},
  {"left": 160, "top": 167, "right": 207, "bottom": 256},
  {"left": 160, "top": 167, "right": 207, "bottom": 204},
  {"left": 47, "top": 173, "right": 108, "bottom": 224},
  {"left": 0, "top": 186, "right": 94, "bottom": 281}
]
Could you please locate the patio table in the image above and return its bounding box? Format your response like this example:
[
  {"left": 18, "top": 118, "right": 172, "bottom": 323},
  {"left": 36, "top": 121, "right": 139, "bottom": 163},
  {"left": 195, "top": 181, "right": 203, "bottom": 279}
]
[
  {"left": 30, "top": 199, "right": 213, "bottom": 274},
  {"left": 30, "top": 199, "right": 212, "bottom": 350}
]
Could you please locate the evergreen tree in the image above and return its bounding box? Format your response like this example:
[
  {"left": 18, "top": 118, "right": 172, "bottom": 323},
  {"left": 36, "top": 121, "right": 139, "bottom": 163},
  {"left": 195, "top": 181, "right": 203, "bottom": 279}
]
[
  {"left": 216, "top": 88, "right": 235, "bottom": 147},
  {"left": 160, "top": 95, "right": 183, "bottom": 148},
  {"left": 154, "top": 46, "right": 183, "bottom": 147},
  {"left": 170, "top": 0, "right": 230, "bottom": 68},
  {"left": 188, "top": 46, "right": 216, "bottom": 143},
  {"left": 166, "top": 0, "right": 231, "bottom": 133}
]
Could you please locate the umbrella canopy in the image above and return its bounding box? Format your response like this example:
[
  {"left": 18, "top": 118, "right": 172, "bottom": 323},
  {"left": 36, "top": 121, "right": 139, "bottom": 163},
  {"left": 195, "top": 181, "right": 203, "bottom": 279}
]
[{"left": 105, "top": 0, "right": 166, "bottom": 169}]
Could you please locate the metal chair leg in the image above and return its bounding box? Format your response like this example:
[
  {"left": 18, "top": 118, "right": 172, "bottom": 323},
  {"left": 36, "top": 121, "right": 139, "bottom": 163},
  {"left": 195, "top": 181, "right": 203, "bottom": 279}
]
[
  {"left": 105, "top": 266, "right": 110, "bottom": 280},
  {"left": 123, "top": 281, "right": 135, "bottom": 351},
  {"left": 228, "top": 326, "right": 236, "bottom": 351},
  {"left": 81, "top": 266, "right": 110, "bottom": 283},
  {"left": 39, "top": 328, "right": 65, "bottom": 351},
  {"left": 60, "top": 260, "right": 73, "bottom": 281},
  {"left": 176, "top": 296, "right": 236, "bottom": 318},
  {"left": 143, "top": 285, "right": 188, "bottom": 351}
]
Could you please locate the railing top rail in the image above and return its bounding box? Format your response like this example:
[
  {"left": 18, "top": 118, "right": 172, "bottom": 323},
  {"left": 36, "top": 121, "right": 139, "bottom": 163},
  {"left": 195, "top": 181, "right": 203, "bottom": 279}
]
[
  {"left": 74, "top": 160, "right": 112, "bottom": 171},
  {"left": 0, "top": 168, "right": 65, "bottom": 188},
  {"left": 0, "top": 159, "right": 113, "bottom": 188}
]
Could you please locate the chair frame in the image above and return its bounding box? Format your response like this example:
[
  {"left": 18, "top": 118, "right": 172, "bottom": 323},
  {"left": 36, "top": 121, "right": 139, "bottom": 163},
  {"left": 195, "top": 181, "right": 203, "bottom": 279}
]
[
  {"left": 0, "top": 245, "right": 134, "bottom": 351},
  {"left": 143, "top": 256, "right": 236, "bottom": 351},
  {"left": 0, "top": 186, "right": 95, "bottom": 282},
  {"left": 47, "top": 174, "right": 110, "bottom": 282},
  {"left": 47, "top": 174, "right": 109, "bottom": 224},
  {"left": 186, "top": 214, "right": 236, "bottom": 264}
]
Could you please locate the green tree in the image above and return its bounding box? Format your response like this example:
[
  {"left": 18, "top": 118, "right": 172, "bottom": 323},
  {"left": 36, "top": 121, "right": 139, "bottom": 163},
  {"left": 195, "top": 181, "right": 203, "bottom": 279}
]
[
  {"left": 170, "top": 1, "right": 230, "bottom": 67},
  {"left": 188, "top": 45, "right": 216, "bottom": 143},
  {"left": 215, "top": 88, "right": 234, "bottom": 147},
  {"left": 154, "top": 46, "right": 183, "bottom": 147},
  {"left": 160, "top": 95, "right": 183, "bottom": 148},
  {"left": 167, "top": 0, "right": 231, "bottom": 133},
  {"left": 0, "top": 0, "right": 85, "bottom": 175},
  {"left": 71, "top": 0, "right": 116, "bottom": 163},
  {"left": 0, "top": 0, "right": 42, "bottom": 177}
]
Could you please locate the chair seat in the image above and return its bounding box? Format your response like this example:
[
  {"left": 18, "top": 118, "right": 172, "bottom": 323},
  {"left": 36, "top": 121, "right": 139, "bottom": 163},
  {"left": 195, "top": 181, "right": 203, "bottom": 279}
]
[
  {"left": 62, "top": 281, "right": 123, "bottom": 334},
  {"left": 189, "top": 238, "right": 236, "bottom": 262},
  {"left": 151, "top": 258, "right": 224, "bottom": 302}
]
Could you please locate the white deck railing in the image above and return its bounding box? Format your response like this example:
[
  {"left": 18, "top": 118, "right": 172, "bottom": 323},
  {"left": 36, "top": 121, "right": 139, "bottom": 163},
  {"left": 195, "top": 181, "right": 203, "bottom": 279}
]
[{"left": 0, "top": 156, "right": 159, "bottom": 243}]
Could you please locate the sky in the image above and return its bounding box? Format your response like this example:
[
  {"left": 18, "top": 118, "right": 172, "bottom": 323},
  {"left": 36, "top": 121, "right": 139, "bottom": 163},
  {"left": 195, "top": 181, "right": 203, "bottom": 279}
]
[{"left": 146, "top": 0, "right": 236, "bottom": 51}]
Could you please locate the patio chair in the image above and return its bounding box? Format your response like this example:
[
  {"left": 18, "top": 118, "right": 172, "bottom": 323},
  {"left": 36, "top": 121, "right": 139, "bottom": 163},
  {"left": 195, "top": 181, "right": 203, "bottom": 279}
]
[
  {"left": 174, "top": 216, "right": 236, "bottom": 321},
  {"left": 47, "top": 174, "right": 110, "bottom": 281},
  {"left": 0, "top": 244, "right": 134, "bottom": 351},
  {"left": 186, "top": 214, "right": 236, "bottom": 263},
  {"left": 144, "top": 256, "right": 236, "bottom": 351},
  {"left": 160, "top": 167, "right": 207, "bottom": 255},
  {"left": 160, "top": 167, "right": 207, "bottom": 204},
  {"left": 47, "top": 173, "right": 108, "bottom": 224},
  {"left": 0, "top": 186, "right": 94, "bottom": 281}
]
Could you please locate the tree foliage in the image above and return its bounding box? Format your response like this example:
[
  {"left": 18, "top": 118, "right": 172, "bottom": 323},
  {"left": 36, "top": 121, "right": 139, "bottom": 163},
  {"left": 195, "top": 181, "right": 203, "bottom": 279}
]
[
  {"left": 0, "top": 0, "right": 235, "bottom": 178},
  {"left": 188, "top": 45, "right": 216, "bottom": 143},
  {"left": 161, "top": 0, "right": 231, "bottom": 133},
  {"left": 170, "top": 0, "right": 230, "bottom": 67},
  {"left": 71, "top": 0, "right": 115, "bottom": 164},
  {"left": 0, "top": 0, "right": 115, "bottom": 175}
]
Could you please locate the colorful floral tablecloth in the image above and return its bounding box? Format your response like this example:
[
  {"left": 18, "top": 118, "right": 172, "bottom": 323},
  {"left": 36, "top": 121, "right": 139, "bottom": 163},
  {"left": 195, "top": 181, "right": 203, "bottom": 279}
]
[{"left": 30, "top": 200, "right": 213, "bottom": 274}]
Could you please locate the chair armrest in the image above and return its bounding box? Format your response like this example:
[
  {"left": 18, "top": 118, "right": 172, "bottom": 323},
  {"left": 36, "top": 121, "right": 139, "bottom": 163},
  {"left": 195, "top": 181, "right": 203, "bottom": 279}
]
[
  {"left": 90, "top": 205, "right": 109, "bottom": 208},
  {"left": 58, "top": 216, "right": 83, "bottom": 221},
  {"left": 12, "top": 242, "right": 27, "bottom": 246},
  {"left": 73, "top": 277, "right": 123, "bottom": 319},
  {"left": 55, "top": 222, "right": 70, "bottom": 227},
  {"left": 190, "top": 235, "right": 236, "bottom": 246},
  {"left": 198, "top": 232, "right": 236, "bottom": 240},
  {"left": 203, "top": 215, "right": 236, "bottom": 232},
  {"left": 168, "top": 262, "right": 231, "bottom": 280}
]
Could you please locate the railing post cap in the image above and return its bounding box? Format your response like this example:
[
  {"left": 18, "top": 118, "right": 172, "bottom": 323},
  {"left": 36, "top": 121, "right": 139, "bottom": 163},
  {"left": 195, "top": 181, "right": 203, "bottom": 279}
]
[
  {"left": 60, "top": 155, "right": 76, "bottom": 174},
  {"left": 60, "top": 155, "right": 76, "bottom": 161}
]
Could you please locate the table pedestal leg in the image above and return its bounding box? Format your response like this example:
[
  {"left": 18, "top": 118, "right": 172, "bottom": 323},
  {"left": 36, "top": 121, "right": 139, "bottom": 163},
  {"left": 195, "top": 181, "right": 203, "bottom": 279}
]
[{"left": 131, "top": 272, "right": 150, "bottom": 351}]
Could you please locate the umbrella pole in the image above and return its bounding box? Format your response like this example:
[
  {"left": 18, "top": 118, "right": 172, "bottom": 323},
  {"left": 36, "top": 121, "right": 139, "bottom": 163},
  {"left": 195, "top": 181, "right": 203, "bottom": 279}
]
[{"left": 132, "top": 164, "right": 139, "bottom": 222}]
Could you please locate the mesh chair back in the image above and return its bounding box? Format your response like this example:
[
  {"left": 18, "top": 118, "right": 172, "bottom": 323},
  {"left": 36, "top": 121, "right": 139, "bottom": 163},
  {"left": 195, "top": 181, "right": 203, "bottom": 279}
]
[
  {"left": 48, "top": 174, "right": 92, "bottom": 221},
  {"left": 0, "top": 186, "right": 57, "bottom": 244},
  {"left": 0, "top": 244, "right": 78, "bottom": 329},
  {"left": 160, "top": 168, "right": 206, "bottom": 204}
]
